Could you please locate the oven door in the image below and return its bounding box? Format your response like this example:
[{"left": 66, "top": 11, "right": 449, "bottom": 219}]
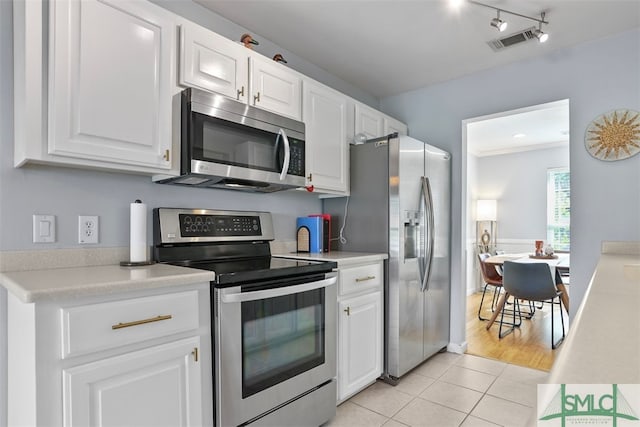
[{"left": 214, "top": 273, "right": 337, "bottom": 427}]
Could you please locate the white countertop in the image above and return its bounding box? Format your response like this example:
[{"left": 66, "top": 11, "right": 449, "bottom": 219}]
[
  {"left": 273, "top": 251, "right": 388, "bottom": 266},
  {"left": 0, "top": 263, "right": 215, "bottom": 303},
  {"left": 548, "top": 250, "right": 640, "bottom": 384}
]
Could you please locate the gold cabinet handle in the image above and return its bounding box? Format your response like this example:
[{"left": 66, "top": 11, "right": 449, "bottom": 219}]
[
  {"left": 163, "top": 149, "right": 170, "bottom": 162},
  {"left": 192, "top": 347, "right": 199, "bottom": 362},
  {"left": 355, "top": 275, "right": 376, "bottom": 282},
  {"left": 344, "top": 307, "right": 350, "bottom": 316},
  {"left": 112, "top": 314, "right": 172, "bottom": 330},
  {"left": 254, "top": 92, "right": 261, "bottom": 104},
  {"left": 237, "top": 86, "right": 244, "bottom": 100},
  {"left": 307, "top": 173, "right": 313, "bottom": 182}
]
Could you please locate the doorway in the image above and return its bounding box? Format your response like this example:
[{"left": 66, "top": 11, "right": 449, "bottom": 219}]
[{"left": 461, "top": 99, "right": 570, "bottom": 370}]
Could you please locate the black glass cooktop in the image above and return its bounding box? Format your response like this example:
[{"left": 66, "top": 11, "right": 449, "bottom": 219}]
[{"left": 176, "top": 256, "right": 336, "bottom": 286}]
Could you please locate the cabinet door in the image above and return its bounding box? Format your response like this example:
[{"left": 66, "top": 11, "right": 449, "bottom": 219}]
[
  {"left": 303, "top": 80, "right": 349, "bottom": 194},
  {"left": 250, "top": 56, "right": 302, "bottom": 120},
  {"left": 48, "top": 0, "right": 174, "bottom": 170},
  {"left": 180, "top": 23, "right": 248, "bottom": 103},
  {"left": 338, "top": 291, "right": 383, "bottom": 401},
  {"left": 63, "top": 337, "right": 202, "bottom": 427},
  {"left": 355, "top": 103, "right": 384, "bottom": 140},
  {"left": 384, "top": 115, "right": 408, "bottom": 136}
]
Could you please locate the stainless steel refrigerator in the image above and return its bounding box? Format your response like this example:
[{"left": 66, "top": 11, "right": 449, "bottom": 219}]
[{"left": 324, "top": 133, "right": 451, "bottom": 381}]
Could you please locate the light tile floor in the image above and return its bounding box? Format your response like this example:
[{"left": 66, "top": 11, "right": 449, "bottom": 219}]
[{"left": 325, "top": 352, "right": 547, "bottom": 427}]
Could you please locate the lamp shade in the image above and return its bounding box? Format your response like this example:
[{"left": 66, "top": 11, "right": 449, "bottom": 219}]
[{"left": 476, "top": 199, "right": 497, "bottom": 221}]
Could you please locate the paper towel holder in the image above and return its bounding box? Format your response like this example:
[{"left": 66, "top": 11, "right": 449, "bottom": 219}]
[{"left": 120, "top": 199, "right": 155, "bottom": 267}]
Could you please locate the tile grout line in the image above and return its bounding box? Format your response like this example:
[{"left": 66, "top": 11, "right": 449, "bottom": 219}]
[{"left": 457, "top": 368, "right": 503, "bottom": 427}]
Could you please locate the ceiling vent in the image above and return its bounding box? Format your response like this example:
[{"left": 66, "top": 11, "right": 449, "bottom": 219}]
[{"left": 487, "top": 27, "right": 536, "bottom": 51}]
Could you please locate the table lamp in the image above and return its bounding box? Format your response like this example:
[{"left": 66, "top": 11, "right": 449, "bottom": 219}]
[{"left": 477, "top": 199, "right": 497, "bottom": 253}]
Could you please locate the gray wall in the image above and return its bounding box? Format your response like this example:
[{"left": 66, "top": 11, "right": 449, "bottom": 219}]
[
  {"left": 477, "top": 146, "right": 570, "bottom": 241},
  {"left": 380, "top": 29, "right": 640, "bottom": 348}
]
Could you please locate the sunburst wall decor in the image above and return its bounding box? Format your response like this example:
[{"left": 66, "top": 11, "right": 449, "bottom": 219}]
[{"left": 585, "top": 109, "right": 640, "bottom": 161}]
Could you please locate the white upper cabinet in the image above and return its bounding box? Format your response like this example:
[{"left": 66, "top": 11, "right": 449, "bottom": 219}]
[
  {"left": 384, "top": 115, "right": 408, "bottom": 136},
  {"left": 179, "top": 24, "right": 248, "bottom": 103},
  {"left": 355, "top": 102, "right": 384, "bottom": 140},
  {"left": 250, "top": 55, "right": 302, "bottom": 120},
  {"left": 48, "top": 0, "right": 175, "bottom": 172},
  {"left": 303, "top": 80, "right": 349, "bottom": 194},
  {"left": 179, "top": 22, "right": 302, "bottom": 120},
  {"left": 355, "top": 102, "right": 408, "bottom": 141}
]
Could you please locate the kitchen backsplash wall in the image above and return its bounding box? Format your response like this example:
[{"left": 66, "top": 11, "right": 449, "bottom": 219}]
[{"left": 0, "top": 0, "right": 366, "bottom": 252}]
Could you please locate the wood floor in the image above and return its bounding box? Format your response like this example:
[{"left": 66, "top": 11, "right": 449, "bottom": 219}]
[{"left": 465, "top": 289, "right": 569, "bottom": 371}]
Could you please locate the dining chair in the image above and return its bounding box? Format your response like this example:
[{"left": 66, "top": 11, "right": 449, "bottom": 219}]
[
  {"left": 499, "top": 261, "right": 566, "bottom": 349},
  {"left": 477, "top": 253, "right": 506, "bottom": 321}
]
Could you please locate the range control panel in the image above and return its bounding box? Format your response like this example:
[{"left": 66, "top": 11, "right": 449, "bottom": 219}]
[{"left": 179, "top": 214, "right": 261, "bottom": 237}]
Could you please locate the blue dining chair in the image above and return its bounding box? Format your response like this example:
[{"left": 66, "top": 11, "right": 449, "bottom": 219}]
[{"left": 499, "top": 261, "right": 566, "bottom": 349}]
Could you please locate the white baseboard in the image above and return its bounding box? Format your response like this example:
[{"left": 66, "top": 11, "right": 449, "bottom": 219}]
[{"left": 447, "top": 342, "right": 467, "bottom": 354}]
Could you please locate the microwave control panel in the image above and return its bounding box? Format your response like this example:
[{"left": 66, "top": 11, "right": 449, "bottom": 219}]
[
  {"left": 287, "top": 139, "right": 305, "bottom": 177},
  {"left": 179, "top": 214, "right": 261, "bottom": 237}
]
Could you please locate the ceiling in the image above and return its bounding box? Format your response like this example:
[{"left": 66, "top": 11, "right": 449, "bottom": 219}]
[
  {"left": 195, "top": 0, "right": 640, "bottom": 99},
  {"left": 467, "top": 99, "right": 570, "bottom": 156}
]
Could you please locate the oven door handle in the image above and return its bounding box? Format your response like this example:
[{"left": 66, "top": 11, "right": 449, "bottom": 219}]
[{"left": 221, "top": 276, "right": 336, "bottom": 303}]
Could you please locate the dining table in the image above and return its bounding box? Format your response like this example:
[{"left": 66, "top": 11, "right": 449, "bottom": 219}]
[{"left": 483, "top": 252, "right": 570, "bottom": 330}]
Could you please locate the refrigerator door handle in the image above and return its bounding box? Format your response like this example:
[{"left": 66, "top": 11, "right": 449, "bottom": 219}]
[{"left": 420, "top": 177, "right": 435, "bottom": 292}]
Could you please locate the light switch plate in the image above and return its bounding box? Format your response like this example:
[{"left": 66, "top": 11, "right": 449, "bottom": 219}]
[{"left": 33, "top": 214, "right": 56, "bottom": 243}]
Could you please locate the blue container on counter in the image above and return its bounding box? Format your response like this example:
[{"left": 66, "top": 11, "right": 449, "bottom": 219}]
[{"left": 296, "top": 217, "right": 323, "bottom": 253}]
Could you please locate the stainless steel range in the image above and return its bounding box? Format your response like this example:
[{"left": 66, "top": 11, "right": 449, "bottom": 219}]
[{"left": 153, "top": 208, "right": 337, "bottom": 427}]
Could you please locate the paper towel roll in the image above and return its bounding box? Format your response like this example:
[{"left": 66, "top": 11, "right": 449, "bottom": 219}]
[{"left": 129, "top": 200, "right": 147, "bottom": 263}]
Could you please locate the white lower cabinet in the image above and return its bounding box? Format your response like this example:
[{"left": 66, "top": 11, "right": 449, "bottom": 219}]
[
  {"left": 336, "top": 261, "right": 384, "bottom": 402},
  {"left": 7, "top": 284, "right": 212, "bottom": 426},
  {"left": 64, "top": 337, "right": 202, "bottom": 427}
]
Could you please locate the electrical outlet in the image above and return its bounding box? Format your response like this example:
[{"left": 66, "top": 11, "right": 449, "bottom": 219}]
[{"left": 78, "top": 215, "right": 99, "bottom": 244}]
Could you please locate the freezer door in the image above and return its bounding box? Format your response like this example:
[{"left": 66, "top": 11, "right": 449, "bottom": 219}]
[
  {"left": 386, "top": 136, "right": 426, "bottom": 378},
  {"left": 423, "top": 147, "right": 451, "bottom": 360}
]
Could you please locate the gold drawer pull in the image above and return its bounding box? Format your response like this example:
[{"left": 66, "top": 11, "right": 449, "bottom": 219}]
[
  {"left": 355, "top": 275, "right": 376, "bottom": 282},
  {"left": 112, "top": 314, "right": 172, "bottom": 330}
]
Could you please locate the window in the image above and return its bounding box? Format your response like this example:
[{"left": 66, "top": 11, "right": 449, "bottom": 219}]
[{"left": 547, "top": 168, "right": 570, "bottom": 251}]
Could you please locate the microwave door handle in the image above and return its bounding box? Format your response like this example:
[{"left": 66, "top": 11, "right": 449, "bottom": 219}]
[{"left": 278, "top": 128, "right": 291, "bottom": 181}]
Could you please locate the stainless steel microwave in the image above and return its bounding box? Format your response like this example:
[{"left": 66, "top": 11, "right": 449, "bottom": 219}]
[{"left": 156, "top": 88, "right": 305, "bottom": 192}]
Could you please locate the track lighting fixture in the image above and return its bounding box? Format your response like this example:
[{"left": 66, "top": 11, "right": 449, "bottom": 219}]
[
  {"left": 469, "top": 1, "right": 550, "bottom": 42},
  {"left": 490, "top": 10, "right": 507, "bottom": 32},
  {"left": 533, "top": 13, "right": 549, "bottom": 42}
]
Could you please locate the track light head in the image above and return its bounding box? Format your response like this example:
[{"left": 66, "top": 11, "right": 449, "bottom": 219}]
[
  {"left": 490, "top": 10, "right": 507, "bottom": 32},
  {"left": 533, "top": 29, "right": 548, "bottom": 42},
  {"left": 490, "top": 17, "right": 507, "bottom": 31},
  {"left": 534, "top": 18, "right": 549, "bottom": 43}
]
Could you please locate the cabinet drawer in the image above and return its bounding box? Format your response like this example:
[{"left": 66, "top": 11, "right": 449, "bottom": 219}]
[
  {"left": 61, "top": 291, "right": 199, "bottom": 359},
  {"left": 339, "top": 263, "right": 383, "bottom": 296}
]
